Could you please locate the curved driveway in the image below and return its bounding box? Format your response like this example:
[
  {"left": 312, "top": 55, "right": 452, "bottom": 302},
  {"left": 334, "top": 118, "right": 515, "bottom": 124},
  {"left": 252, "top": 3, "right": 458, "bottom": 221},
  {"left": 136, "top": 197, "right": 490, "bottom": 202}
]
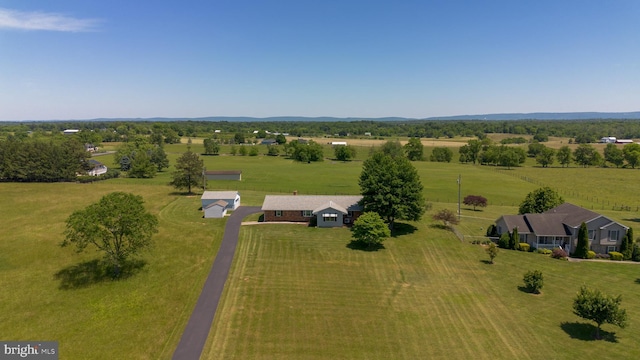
[{"left": 173, "top": 206, "right": 263, "bottom": 360}]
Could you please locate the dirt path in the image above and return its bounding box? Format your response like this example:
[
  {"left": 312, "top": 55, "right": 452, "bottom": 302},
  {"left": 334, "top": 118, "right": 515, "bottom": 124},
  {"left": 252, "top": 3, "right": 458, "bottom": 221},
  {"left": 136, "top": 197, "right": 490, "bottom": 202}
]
[{"left": 172, "top": 206, "right": 263, "bottom": 360}]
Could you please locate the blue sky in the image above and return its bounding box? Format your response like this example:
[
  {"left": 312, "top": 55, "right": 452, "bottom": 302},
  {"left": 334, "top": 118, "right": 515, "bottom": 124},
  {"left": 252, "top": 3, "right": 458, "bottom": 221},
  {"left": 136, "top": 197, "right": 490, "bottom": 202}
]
[{"left": 1, "top": 0, "right": 639, "bottom": 120}]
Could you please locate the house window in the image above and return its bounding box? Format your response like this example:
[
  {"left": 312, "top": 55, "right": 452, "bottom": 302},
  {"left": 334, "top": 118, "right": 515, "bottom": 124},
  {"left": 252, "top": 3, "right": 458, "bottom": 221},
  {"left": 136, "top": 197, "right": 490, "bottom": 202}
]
[
  {"left": 607, "top": 246, "right": 617, "bottom": 253},
  {"left": 588, "top": 230, "right": 594, "bottom": 240},
  {"left": 322, "top": 213, "right": 338, "bottom": 222},
  {"left": 519, "top": 234, "right": 526, "bottom": 242},
  {"left": 609, "top": 230, "right": 620, "bottom": 241},
  {"left": 302, "top": 210, "right": 313, "bottom": 217},
  {"left": 275, "top": 210, "right": 282, "bottom": 217}
]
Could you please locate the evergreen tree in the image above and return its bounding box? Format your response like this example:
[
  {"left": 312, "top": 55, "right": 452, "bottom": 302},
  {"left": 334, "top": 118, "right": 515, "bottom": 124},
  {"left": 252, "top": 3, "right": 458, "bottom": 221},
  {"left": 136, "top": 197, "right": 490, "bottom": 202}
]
[
  {"left": 510, "top": 227, "right": 520, "bottom": 250},
  {"left": 620, "top": 228, "right": 634, "bottom": 260},
  {"left": 574, "top": 222, "right": 590, "bottom": 258}
]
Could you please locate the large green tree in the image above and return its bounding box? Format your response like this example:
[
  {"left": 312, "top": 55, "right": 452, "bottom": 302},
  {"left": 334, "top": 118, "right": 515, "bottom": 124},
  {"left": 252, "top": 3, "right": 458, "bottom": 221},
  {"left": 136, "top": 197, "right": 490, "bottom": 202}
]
[
  {"left": 350, "top": 212, "right": 390, "bottom": 249},
  {"left": 359, "top": 152, "right": 425, "bottom": 231},
  {"left": 430, "top": 147, "right": 453, "bottom": 162},
  {"left": 622, "top": 143, "right": 640, "bottom": 168},
  {"left": 604, "top": 143, "right": 624, "bottom": 168},
  {"left": 170, "top": 148, "right": 204, "bottom": 194},
  {"left": 404, "top": 137, "right": 424, "bottom": 161},
  {"left": 334, "top": 145, "right": 357, "bottom": 161},
  {"left": 62, "top": 192, "right": 158, "bottom": 277},
  {"left": 203, "top": 138, "right": 220, "bottom": 155},
  {"left": 573, "top": 286, "right": 628, "bottom": 340},
  {"left": 573, "top": 144, "right": 602, "bottom": 167},
  {"left": 574, "top": 222, "right": 590, "bottom": 259},
  {"left": 518, "top": 187, "right": 564, "bottom": 214},
  {"left": 556, "top": 146, "right": 572, "bottom": 167},
  {"left": 535, "top": 146, "right": 556, "bottom": 167}
]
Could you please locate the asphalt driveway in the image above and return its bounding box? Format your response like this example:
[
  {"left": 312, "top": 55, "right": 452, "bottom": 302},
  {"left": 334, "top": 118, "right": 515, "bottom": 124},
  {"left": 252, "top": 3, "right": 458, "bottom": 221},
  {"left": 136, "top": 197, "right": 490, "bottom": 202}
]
[{"left": 172, "top": 206, "right": 262, "bottom": 360}]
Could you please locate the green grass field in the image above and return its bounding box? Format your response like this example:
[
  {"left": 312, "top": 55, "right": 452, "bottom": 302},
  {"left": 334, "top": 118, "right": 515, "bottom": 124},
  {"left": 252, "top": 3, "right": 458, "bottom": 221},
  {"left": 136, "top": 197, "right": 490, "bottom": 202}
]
[
  {"left": 202, "top": 224, "right": 640, "bottom": 360},
  {"left": 2, "top": 139, "right": 640, "bottom": 359}
]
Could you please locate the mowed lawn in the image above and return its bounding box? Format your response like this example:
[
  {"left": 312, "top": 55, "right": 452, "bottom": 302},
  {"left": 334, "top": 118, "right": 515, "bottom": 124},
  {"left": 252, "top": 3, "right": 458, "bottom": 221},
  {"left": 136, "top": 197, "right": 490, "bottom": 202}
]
[
  {"left": 3, "top": 141, "right": 640, "bottom": 359},
  {"left": 204, "top": 223, "right": 640, "bottom": 360}
]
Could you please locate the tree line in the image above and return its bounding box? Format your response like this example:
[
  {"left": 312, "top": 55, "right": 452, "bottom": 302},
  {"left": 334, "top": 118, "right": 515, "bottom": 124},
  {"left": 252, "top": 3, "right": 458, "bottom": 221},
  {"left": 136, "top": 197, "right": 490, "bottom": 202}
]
[
  {"left": 5, "top": 118, "right": 640, "bottom": 143},
  {"left": 0, "top": 137, "right": 90, "bottom": 182}
]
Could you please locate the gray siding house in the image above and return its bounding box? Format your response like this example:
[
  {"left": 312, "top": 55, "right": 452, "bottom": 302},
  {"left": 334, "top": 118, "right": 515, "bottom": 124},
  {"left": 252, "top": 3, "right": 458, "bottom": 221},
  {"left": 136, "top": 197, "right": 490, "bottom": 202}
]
[
  {"left": 495, "top": 203, "right": 628, "bottom": 254},
  {"left": 201, "top": 191, "right": 240, "bottom": 218}
]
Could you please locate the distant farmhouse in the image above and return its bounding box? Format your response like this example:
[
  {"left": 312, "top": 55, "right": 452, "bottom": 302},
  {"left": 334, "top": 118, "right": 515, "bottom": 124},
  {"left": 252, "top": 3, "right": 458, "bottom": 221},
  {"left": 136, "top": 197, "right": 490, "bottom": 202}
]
[
  {"left": 63, "top": 129, "right": 80, "bottom": 135},
  {"left": 261, "top": 194, "right": 363, "bottom": 228},
  {"left": 495, "top": 203, "right": 628, "bottom": 254},
  {"left": 201, "top": 191, "right": 241, "bottom": 218},
  {"left": 87, "top": 159, "right": 107, "bottom": 176}
]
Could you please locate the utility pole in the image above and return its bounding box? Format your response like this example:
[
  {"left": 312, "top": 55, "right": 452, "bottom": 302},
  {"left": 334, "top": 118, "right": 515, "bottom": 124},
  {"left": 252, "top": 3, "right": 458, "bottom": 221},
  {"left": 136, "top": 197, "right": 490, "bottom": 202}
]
[{"left": 457, "top": 174, "right": 461, "bottom": 220}]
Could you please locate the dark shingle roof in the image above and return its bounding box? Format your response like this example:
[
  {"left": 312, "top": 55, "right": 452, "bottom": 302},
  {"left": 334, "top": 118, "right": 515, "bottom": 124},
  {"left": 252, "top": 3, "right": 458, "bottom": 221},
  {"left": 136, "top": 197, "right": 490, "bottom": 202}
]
[{"left": 543, "top": 203, "right": 600, "bottom": 227}]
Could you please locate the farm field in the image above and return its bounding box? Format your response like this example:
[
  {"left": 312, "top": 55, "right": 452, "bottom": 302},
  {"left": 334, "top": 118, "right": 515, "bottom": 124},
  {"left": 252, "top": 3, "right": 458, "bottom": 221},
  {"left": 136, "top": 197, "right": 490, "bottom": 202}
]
[{"left": 1, "top": 138, "right": 640, "bottom": 359}]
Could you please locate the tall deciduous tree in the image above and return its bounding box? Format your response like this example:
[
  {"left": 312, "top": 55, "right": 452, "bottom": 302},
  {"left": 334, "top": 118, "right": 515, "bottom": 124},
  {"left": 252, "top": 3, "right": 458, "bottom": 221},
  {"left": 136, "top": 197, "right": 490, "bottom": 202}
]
[
  {"left": 557, "top": 146, "right": 572, "bottom": 167},
  {"left": 404, "top": 137, "right": 424, "bottom": 161},
  {"left": 604, "top": 143, "right": 624, "bottom": 168},
  {"left": 170, "top": 148, "right": 204, "bottom": 194},
  {"left": 359, "top": 152, "right": 425, "bottom": 231},
  {"left": 573, "top": 144, "right": 602, "bottom": 167},
  {"left": 334, "top": 145, "right": 356, "bottom": 161},
  {"left": 62, "top": 192, "right": 158, "bottom": 276},
  {"left": 574, "top": 222, "right": 590, "bottom": 259},
  {"left": 203, "top": 138, "right": 220, "bottom": 155},
  {"left": 535, "top": 146, "right": 556, "bottom": 167},
  {"left": 380, "top": 140, "right": 404, "bottom": 159},
  {"left": 430, "top": 147, "right": 453, "bottom": 162},
  {"left": 573, "top": 286, "right": 628, "bottom": 340},
  {"left": 518, "top": 187, "right": 564, "bottom": 214},
  {"left": 622, "top": 143, "right": 640, "bottom": 168},
  {"left": 351, "top": 212, "right": 390, "bottom": 249}
]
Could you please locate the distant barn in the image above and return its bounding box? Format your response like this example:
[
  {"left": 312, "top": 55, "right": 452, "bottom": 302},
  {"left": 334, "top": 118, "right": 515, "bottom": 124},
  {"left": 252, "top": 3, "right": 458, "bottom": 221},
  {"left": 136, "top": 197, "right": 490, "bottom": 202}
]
[{"left": 203, "top": 170, "right": 242, "bottom": 181}]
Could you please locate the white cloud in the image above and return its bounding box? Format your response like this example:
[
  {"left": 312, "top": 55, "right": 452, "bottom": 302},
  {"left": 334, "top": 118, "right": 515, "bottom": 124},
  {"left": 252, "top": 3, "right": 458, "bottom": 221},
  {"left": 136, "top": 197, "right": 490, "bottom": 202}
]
[{"left": 0, "top": 8, "right": 100, "bottom": 32}]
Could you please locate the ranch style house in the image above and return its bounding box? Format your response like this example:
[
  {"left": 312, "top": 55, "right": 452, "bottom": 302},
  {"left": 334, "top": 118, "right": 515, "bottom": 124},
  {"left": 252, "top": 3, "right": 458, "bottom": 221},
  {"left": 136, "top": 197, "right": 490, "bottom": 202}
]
[
  {"left": 495, "top": 203, "right": 628, "bottom": 254},
  {"left": 261, "top": 195, "right": 363, "bottom": 228}
]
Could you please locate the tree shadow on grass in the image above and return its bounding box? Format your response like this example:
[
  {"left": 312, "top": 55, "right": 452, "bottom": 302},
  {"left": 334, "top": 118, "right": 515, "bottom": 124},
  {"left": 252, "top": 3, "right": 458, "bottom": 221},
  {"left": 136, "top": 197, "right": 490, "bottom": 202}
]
[
  {"left": 391, "top": 222, "right": 418, "bottom": 237},
  {"left": 480, "top": 260, "right": 494, "bottom": 265},
  {"left": 517, "top": 285, "right": 540, "bottom": 294},
  {"left": 635, "top": 278, "right": 640, "bottom": 285},
  {"left": 560, "top": 322, "right": 618, "bottom": 342},
  {"left": 55, "top": 258, "right": 147, "bottom": 290},
  {"left": 429, "top": 224, "right": 449, "bottom": 230},
  {"left": 346, "top": 241, "right": 385, "bottom": 252},
  {"left": 623, "top": 218, "right": 640, "bottom": 223}
]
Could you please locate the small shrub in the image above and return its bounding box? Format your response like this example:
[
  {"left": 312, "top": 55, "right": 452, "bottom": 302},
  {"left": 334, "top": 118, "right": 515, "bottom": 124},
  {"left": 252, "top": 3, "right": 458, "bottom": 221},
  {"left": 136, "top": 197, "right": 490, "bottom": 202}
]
[
  {"left": 518, "top": 243, "right": 530, "bottom": 252},
  {"left": 537, "top": 248, "right": 552, "bottom": 255},
  {"left": 498, "top": 233, "right": 510, "bottom": 249},
  {"left": 530, "top": 246, "right": 537, "bottom": 252},
  {"left": 551, "top": 248, "right": 568, "bottom": 259},
  {"left": 523, "top": 270, "right": 544, "bottom": 294},
  {"left": 586, "top": 250, "right": 596, "bottom": 259},
  {"left": 483, "top": 240, "right": 491, "bottom": 245},
  {"left": 486, "top": 224, "right": 497, "bottom": 237},
  {"left": 595, "top": 253, "right": 610, "bottom": 259},
  {"left": 609, "top": 251, "right": 623, "bottom": 261}
]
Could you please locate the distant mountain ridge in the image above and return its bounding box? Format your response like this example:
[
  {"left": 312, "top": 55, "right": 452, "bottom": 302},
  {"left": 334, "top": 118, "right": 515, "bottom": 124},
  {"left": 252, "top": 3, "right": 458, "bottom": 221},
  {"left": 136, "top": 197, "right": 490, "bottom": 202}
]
[
  {"left": 7, "top": 111, "right": 640, "bottom": 122},
  {"left": 424, "top": 112, "right": 640, "bottom": 120}
]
